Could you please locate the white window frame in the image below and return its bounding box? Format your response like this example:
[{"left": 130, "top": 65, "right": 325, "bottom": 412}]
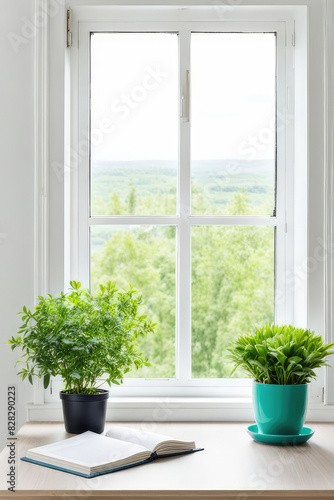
[
  {"left": 65, "top": 8, "right": 292, "bottom": 395},
  {"left": 33, "top": 3, "right": 334, "bottom": 421}
]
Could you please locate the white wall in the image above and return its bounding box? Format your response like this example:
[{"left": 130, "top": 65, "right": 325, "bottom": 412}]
[{"left": 0, "top": 0, "right": 35, "bottom": 450}]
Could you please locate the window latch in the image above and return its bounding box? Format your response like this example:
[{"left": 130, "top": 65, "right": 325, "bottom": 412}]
[{"left": 181, "top": 69, "right": 190, "bottom": 122}]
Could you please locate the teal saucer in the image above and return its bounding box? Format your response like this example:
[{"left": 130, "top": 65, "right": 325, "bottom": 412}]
[{"left": 247, "top": 424, "right": 314, "bottom": 445}]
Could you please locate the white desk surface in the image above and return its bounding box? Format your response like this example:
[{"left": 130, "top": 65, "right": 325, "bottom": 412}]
[{"left": 1, "top": 422, "right": 334, "bottom": 499}]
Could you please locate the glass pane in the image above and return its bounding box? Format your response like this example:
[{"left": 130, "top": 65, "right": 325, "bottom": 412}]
[
  {"left": 191, "top": 226, "right": 275, "bottom": 378},
  {"left": 90, "top": 33, "right": 178, "bottom": 216},
  {"left": 191, "top": 33, "right": 276, "bottom": 216},
  {"left": 91, "top": 225, "right": 176, "bottom": 378}
]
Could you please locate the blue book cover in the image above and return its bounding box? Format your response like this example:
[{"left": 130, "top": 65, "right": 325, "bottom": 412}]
[{"left": 21, "top": 449, "right": 203, "bottom": 478}]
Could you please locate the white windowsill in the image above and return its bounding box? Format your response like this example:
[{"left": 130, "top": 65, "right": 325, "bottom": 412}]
[{"left": 26, "top": 396, "right": 334, "bottom": 423}]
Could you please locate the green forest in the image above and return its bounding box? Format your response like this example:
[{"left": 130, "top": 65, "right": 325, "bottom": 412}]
[{"left": 90, "top": 160, "right": 275, "bottom": 379}]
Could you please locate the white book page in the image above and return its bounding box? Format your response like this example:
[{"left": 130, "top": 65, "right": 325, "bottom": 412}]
[
  {"left": 106, "top": 426, "right": 180, "bottom": 451},
  {"left": 27, "top": 431, "right": 150, "bottom": 467}
]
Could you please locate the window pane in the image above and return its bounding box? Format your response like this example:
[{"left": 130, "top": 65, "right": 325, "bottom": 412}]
[
  {"left": 90, "top": 33, "right": 178, "bottom": 216},
  {"left": 91, "top": 225, "right": 176, "bottom": 378},
  {"left": 191, "top": 226, "right": 275, "bottom": 378},
  {"left": 191, "top": 33, "right": 276, "bottom": 216}
]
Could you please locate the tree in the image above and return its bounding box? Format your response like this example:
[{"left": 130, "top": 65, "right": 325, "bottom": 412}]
[
  {"left": 108, "top": 193, "right": 124, "bottom": 215},
  {"left": 91, "top": 181, "right": 275, "bottom": 378},
  {"left": 91, "top": 227, "right": 176, "bottom": 378},
  {"left": 126, "top": 181, "right": 137, "bottom": 214},
  {"left": 91, "top": 195, "right": 107, "bottom": 215}
]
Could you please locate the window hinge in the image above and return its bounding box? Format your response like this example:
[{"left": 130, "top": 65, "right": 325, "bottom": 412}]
[
  {"left": 322, "top": 386, "right": 325, "bottom": 403},
  {"left": 67, "top": 8, "right": 72, "bottom": 48}
]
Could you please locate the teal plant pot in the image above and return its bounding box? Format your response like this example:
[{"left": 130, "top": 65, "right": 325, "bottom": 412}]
[{"left": 252, "top": 381, "right": 308, "bottom": 435}]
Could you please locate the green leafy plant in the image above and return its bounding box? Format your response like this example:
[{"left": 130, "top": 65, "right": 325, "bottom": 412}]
[
  {"left": 226, "top": 324, "right": 334, "bottom": 384},
  {"left": 7, "top": 281, "right": 157, "bottom": 394}
]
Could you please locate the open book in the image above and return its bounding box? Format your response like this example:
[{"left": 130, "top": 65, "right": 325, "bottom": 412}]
[{"left": 21, "top": 426, "right": 203, "bottom": 478}]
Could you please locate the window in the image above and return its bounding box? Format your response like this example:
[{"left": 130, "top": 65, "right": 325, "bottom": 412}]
[
  {"left": 63, "top": 7, "right": 301, "bottom": 398},
  {"left": 34, "top": 4, "right": 334, "bottom": 417}
]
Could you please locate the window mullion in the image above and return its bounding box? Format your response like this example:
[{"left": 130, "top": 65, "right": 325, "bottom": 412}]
[
  {"left": 189, "top": 216, "right": 277, "bottom": 226},
  {"left": 177, "top": 30, "right": 191, "bottom": 382},
  {"left": 275, "top": 23, "right": 289, "bottom": 325}
]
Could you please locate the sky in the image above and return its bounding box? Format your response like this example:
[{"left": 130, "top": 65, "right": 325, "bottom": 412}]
[{"left": 90, "top": 32, "right": 276, "bottom": 162}]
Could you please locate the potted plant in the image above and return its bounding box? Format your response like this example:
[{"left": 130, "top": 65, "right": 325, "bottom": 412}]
[
  {"left": 226, "top": 324, "right": 334, "bottom": 437},
  {"left": 7, "top": 281, "right": 156, "bottom": 434}
]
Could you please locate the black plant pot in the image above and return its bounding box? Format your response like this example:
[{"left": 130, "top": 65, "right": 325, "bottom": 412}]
[{"left": 60, "top": 389, "right": 109, "bottom": 434}]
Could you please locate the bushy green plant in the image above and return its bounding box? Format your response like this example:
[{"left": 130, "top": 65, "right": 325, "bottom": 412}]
[
  {"left": 7, "top": 281, "right": 156, "bottom": 394},
  {"left": 226, "top": 324, "right": 334, "bottom": 384}
]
